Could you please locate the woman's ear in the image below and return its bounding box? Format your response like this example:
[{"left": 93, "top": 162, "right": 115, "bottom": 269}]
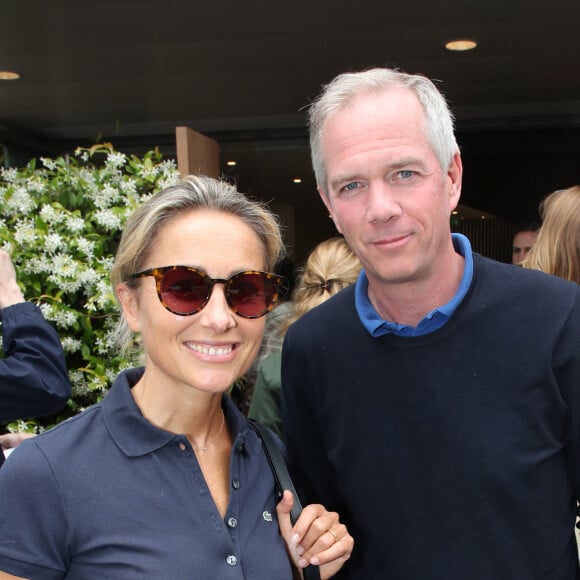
[{"left": 116, "top": 283, "right": 141, "bottom": 333}]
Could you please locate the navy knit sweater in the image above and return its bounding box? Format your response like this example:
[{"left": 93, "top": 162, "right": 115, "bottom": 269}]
[{"left": 282, "top": 254, "right": 580, "bottom": 579}]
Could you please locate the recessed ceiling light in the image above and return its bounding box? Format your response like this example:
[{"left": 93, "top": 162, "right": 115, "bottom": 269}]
[
  {"left": 0, "top": 71, "right": 20, "bottom": 80},
  {"left": 293, "top": 178, "right": 302, "bottom": 184},
  {"left": 445, "top": 39, "right": 477, "bottom": 52},
  {"left": 226, "top": 160, "right": 236, "bottom": 166}
]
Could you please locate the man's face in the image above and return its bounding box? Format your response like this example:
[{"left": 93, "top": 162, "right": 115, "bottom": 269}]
[
  {"left": 512, "top": 230, "right": 537, "bottom": 265},
  {"left": 317, "top": 88, "right": 462, "bottom": 289}
]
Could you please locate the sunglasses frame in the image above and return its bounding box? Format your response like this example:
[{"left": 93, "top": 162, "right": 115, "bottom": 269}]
[{"left": 130, "top": 265, "right": 283, "bottom": 318}]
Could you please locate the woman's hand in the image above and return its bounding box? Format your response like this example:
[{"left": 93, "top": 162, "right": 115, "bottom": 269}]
[{"left": 276, "top": 490, "right": 353, "bottom": 579}]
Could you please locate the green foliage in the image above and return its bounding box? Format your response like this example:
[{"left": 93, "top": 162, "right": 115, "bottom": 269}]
[{"left": 0, "top": 143, "right": 181, "bottom": 431}]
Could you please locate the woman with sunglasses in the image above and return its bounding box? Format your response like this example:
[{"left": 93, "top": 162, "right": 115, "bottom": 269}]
[{"left": 0, "top": 175, "right": 353, "bottom": 580}]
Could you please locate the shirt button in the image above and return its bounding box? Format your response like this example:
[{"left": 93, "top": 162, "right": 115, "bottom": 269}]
[
  {"left": 237, "top": 442, "right": 245, "bottom": 453},
  {"left": 226, "top": 554, "right": 238, "bottom": 566},
  {"left": 227, "top": 517, "right": 238, "bottom": 528},
  {"left": 231, "top": 479, "right": 240, "bottom": 489},
  {"left": 179, "top": 443, "right": 186, "bottom": 451}
]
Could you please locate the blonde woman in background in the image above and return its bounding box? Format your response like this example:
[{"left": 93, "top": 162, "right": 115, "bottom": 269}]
[
  {"left": 248, "top": 237, "right": 361, "bottom": 437},
  {"left": 522, "top": 185, "right": 580, "bottom": 284}
]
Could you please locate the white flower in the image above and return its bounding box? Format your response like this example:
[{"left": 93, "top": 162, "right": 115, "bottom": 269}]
[
  {"left": 93, "top": 184, "right": 122, "bottom": 209},
  {"left": 38, "top": 302, "right": 54, "bottom": 320},
  {"left": 39, "top": 204, "right": 63, "bottom": 224},
  {"left": 54, "top": 310, "right": 78, "bottom": 329},
  {"left": 1, "top": 167, "right": 18, "bottom": 183},
  {"left": 61, "top": 336, "right": 82, "bottom": 353},
  {"left": 47, "top": 254, "right": 79, "bottom": 282},
  {"left": 120, "top": 178, "right": 138, "bottom": 197},
  {"left": 13, "top": 220, "right": 38, "bottom": 245},
  {"left": 93, "top": 209, "right": 121, "bottom": 230},
  {"left": 105, "top": 151, "right": 127, "bottom": 169},
  {"left": 137, "top": 166, "right": 157, "bottom": 180},
  {"left": 44, "top": 233, "right": 64, "bottom": 253},
  {"left": 76, "top": 238, "right": 96, "bottom": 259},
  {"left": 5, "top": 186, "right": 36, "bottom": 214},
  {"left": 77, "top": 267, "right": 100, "bottom": 286},
  {"left": 27, "top": 256, "right": 52, "bottom": 274},
  {"left": 65, "top": 215, "right": 86, "bottom": 234},
  {"left": 40, "top": 157, "right": 57, "bottom": 170},
  {"left": 28, "top": 177, "right": 46, "bottom": 194}
]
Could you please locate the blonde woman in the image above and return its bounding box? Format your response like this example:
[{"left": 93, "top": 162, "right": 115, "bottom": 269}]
[
  {"left": 248, "top": 237, "right": 361, "bottom": 437},
  {"left": 0, "top": 176, "right": 353, "bottom": 579},
  {"left": 522, "top": 185, "right": 580, "bottom": 284}
]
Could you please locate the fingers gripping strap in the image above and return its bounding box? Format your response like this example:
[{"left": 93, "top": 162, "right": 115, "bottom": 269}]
[{"left": 246, "top": 419, "right": 321, "bottom": 580}]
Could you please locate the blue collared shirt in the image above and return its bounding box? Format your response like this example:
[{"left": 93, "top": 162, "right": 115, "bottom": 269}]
[{"left": 355, "top": 233, "right": 474, "bottom": 337}]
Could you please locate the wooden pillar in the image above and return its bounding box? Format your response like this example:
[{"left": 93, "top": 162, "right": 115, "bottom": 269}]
[{"left": 175, "top": 126, "right": 219, "bottom": 178}]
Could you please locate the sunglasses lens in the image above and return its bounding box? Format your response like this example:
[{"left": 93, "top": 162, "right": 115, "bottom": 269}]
[
  {"left": 228, "top": 272, "right": 279, "bottom": 318},
  {"left": 159, "top": 268, "right": 208, "bottom": 314}
]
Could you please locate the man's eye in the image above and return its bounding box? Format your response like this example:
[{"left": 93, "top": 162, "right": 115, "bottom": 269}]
[
  {"left": 398, "top": 170, "right": 414, "bottom": 179},
  {"left": 343, "top": 182, "right": 360, "bottom": 191}
]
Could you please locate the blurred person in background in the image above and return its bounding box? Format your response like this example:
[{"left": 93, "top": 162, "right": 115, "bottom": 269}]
[
  {"left": 512, "top": 224, "right": 538, "bottom": 265},
  {"left": 0, "top": 249, "right": 71, "bottom": 466},
  {"left": 522, "top": 185, "right": 580, "bottom": 284},
  {"left": 248, "top": 237, "right": 361, "bottom": 438}
]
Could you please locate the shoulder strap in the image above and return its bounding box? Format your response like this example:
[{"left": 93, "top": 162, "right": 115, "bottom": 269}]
[{"left": 246, "top": 418, "right": 321, "bottom": 580}]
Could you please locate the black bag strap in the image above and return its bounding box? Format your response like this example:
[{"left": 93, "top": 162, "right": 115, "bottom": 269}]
[{"left": 246, "top": 418, "right": 321, "bottom": 580}]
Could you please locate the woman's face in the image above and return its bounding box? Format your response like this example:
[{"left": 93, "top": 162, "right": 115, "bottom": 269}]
[{"left": 117, "top": 208, "right": 268, "bottom": 396}]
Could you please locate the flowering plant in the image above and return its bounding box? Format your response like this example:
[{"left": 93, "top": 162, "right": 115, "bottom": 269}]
[{"left": 0, "top": 143, "right": 181, "bottom": 431}]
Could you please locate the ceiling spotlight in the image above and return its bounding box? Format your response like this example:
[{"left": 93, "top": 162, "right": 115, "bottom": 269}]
[
  {"left": 293, "top": 178, "right": 302, "bottom": 184},
  {"left": 226, "top": 160, "right": 237, "bottom": 166},
  {"left": 445, "top": 39, "right": 477, "bottom": 52},
  {"left": 0, "top": 71, "right": 20, "bottom": 80}
]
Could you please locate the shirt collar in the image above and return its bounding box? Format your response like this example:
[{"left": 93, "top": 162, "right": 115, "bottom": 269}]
[
  {"left": 355, "top": 233, "right": 473, "bottom": 337},
  {"left": 102, "top": 367, "right": 257, "bottom": 457}
]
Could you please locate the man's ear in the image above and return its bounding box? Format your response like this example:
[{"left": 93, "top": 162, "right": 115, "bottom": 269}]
[
  {"left": 116, "top": 283, "right": 141, "bottom": 333},
  {"left": 447, "top": 152, "right": 463, "bottom": 212},
  {"left": 318, "top": 187, "right": 343, "bottom": 234}
]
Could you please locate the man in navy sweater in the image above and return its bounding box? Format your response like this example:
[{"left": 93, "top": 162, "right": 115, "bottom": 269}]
[
  {"left": 282, "top": 68, "right": 580, "bottom": 579},
  {"left": 0, "top": 250, "right": 71, "bottom": 466}
]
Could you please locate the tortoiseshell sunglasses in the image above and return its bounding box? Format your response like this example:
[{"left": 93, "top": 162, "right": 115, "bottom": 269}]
[{"left": 131, "top": 265, "right": 283, "bottom": 318}]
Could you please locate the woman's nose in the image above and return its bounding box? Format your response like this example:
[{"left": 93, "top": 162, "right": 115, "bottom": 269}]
[{"left": 198, "top": 285, "right": 236, "bottom": 331}]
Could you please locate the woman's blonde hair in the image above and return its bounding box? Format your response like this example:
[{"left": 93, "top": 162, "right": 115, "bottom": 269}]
[
  {"left": 111, "top": 175, "right": 284, "bottom": 348},
  {"left": 522, "top": 185, "right": 580, "bottom": 284},
  {"left": 278, "top": 237, "right": 361, "bottom": 336}
]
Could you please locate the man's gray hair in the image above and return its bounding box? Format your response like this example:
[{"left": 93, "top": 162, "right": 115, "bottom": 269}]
[{"left": 308, "top": 67, "right": 460, "bottom": 192}]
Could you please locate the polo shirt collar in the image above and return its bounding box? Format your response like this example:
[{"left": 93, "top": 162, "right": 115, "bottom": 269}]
[{"left": 102, "top": 367, "right": 258, "bottom": 457}]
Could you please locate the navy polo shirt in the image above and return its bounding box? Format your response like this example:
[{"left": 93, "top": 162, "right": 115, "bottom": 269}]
[{"left": 0, "top": 367, "right": 294, "bottom": 579}]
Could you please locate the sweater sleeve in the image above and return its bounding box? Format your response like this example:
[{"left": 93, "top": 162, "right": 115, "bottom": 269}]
[{"left": 0, "top": 302, "right": 71, "bottom": 422}]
